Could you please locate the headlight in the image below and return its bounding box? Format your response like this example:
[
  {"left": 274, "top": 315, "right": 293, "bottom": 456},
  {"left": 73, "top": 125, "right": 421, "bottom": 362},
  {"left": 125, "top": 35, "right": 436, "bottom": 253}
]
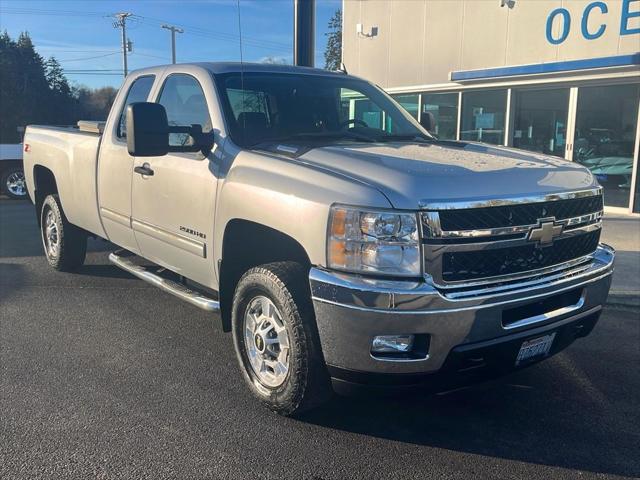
[{"left": 327, "top": 205, "right": 421, "bottom": 277}]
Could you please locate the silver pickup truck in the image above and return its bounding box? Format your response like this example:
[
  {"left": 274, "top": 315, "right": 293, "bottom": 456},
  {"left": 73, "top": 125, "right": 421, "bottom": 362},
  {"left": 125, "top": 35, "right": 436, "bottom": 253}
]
[{"left": 23, "top": 63, "right": 614, "bottom": 415}]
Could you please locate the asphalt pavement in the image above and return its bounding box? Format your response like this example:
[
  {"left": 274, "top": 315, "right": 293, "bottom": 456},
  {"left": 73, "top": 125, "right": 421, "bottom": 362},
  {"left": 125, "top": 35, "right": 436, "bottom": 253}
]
[{"left": 1, "top": 199, "right": 639, "bottom": 480}]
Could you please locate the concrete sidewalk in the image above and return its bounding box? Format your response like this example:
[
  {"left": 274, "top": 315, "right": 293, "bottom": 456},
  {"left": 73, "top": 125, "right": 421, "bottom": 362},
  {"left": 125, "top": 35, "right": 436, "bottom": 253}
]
[{"left": 602, "top": 214, "right": 640, "bottom": 308}]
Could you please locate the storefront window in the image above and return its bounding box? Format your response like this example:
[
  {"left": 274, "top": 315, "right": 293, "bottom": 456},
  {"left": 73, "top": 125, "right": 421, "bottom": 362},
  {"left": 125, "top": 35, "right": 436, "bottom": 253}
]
[
  {"left": 512, "top": 88, "right": 569, "bottom": 157},
  {"left": 460, "top": 90, "right": 507, "bottom": 145},
  {"left": 422, "top": 93, "right": 458, "bottom": 140},
  {"left": 391, "top": 93, "right": 419, "bottom": 120},
  {"left": 574, "top": 84, "right": 640, "bottom": 209},
  {"left": 353, "top": 97, "right": 384, "bottom": 130}
]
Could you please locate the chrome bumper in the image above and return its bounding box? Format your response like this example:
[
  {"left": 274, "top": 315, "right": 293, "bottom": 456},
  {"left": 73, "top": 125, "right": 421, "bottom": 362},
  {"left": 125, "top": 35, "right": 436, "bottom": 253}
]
[{"left": 310, "top": 244, "right": 614, "bottom": 376}]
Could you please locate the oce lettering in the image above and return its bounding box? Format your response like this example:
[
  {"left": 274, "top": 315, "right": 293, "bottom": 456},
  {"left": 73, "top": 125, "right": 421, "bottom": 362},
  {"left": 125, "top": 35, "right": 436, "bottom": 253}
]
[{"left": 546, "top": 0, "right": 640, "bottom": 45}]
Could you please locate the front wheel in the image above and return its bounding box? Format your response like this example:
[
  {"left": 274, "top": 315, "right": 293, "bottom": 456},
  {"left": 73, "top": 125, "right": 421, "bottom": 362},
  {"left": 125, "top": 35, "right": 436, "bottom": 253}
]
[
  {"left": 231, "top": 262, "right": 331, "bottom": 416},
  {"left": 41, "top": 194, "right": 87, "bottom": 271}
]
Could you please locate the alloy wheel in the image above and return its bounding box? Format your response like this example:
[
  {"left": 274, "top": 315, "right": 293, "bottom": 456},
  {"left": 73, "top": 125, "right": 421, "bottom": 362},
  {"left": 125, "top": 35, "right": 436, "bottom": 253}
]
[{"left": 243, "top": 295, "right": 290, "bottom": 388}]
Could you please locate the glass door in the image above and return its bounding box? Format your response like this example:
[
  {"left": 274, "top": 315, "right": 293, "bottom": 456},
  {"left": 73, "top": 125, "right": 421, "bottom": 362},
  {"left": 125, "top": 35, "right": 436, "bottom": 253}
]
[
  {"left": 573, "top": 84, "right": 640, "bottom": 209},
  {"left": 511, "top": 88, "right": 569, "bottom": 157}
]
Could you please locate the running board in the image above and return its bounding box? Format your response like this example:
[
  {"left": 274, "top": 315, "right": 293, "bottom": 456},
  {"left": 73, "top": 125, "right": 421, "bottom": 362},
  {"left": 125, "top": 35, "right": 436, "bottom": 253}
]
[{"left": 108, "top": 251, "right": 220, "bottom": 312}]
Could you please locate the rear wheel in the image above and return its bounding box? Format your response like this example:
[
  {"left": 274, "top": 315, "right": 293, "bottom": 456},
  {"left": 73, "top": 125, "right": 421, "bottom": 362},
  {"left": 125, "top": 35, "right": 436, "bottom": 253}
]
[
  {"left": 41, "top": 194, "right": 87, "bottom": 271},
  {"left": 1, "top": 167, "right": 27, "bottom": 199},
  {"left": 232, "top": 261, "right": 331, "bottom": 416}
]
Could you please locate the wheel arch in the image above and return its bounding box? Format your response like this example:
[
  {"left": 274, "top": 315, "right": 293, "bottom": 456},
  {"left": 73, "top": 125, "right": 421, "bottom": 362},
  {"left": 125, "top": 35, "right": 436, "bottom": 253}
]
[
  {"left": 218, "top": 219, "right": 312, "bottom": 332},
  {"left": 32, "top": 165, "right": 58, "bottom": 226}
]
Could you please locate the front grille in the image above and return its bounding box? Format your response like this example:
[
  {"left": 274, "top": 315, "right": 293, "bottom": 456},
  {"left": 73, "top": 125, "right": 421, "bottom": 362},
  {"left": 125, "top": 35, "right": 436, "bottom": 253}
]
[
  {"left": 438, "top": 195, "right": 603, "bottom": 231},
  {"left": 441, "top": 230, "right": 600, "bottom": 282}
]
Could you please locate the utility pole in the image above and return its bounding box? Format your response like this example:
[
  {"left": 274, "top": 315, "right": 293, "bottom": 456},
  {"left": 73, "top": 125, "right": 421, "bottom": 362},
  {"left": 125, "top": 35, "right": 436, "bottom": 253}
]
[
  {"left": 113, "top": 12, "right": 132, "bottom": 77},
  {"left": 162, "top": 24, "right": 184, "bottom": 64},
  {"left": 294, "top": 0, "right": 315, "bottom": 67}
]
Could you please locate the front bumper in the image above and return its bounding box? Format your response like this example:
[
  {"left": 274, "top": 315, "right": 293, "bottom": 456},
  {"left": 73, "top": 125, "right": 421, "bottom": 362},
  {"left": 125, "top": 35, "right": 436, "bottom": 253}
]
[{"left": 310, "top": 244, "right": 614, "bottom": 387}]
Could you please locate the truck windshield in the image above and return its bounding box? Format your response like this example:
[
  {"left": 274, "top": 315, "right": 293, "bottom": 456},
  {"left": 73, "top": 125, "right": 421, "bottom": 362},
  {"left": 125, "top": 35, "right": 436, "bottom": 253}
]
[{"left": 214, "top": 72, "right": 430, "bottom": 148}]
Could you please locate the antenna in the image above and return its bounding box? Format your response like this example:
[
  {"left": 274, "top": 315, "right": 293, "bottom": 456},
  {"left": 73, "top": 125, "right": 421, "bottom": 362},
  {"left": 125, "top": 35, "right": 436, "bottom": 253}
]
[{"left": 113, "top": 12, "right": 132, "bottom": 77}]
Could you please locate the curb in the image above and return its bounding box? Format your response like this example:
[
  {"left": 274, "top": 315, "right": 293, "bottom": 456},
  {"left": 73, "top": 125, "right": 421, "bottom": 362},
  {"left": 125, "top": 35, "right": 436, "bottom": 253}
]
[{"left": 606, "top": 291, "right": 640, "bottom": 309}]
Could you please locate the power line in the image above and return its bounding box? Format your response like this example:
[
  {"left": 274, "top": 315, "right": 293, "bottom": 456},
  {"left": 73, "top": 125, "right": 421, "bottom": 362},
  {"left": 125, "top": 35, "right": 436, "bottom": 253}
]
[
  {"left": 133, "top": 14, "right": 289, "bottom": 51},
  {"left": 0, "top": 7, "right": 109, "bottom": 17},
  {"left": 135, "top": 14, "right": 289, "bottom": 48},
  {"left": 37, "top": 49, "right": 120, "bottom": 53},
  {"left": 57, "top": 52, "right": 120, "bottom": 62},
  {"left": 1, "top": 7, "right": 291, "bottom": 50},
  {"left": 130, "top": 51, "right": 171, "bottom": 61},
  {"left": 62, "top": 69, "right": 123, "bottom": 72},
  {"left": 63, "top": 72, "right": 124, "bottom": 76}
]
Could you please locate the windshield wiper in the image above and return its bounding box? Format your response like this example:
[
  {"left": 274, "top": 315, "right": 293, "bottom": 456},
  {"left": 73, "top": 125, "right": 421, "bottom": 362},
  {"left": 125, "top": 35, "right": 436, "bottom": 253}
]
[
  {"left": 376, "top": 134, "right": 435, "bottom": 143},
  {"left": 251, "top": 130, "right": 377, "bottom": 147}
]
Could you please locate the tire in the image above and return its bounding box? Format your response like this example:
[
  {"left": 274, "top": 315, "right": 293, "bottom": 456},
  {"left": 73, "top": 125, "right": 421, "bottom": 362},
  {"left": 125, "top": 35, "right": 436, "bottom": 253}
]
[
  {"left": 232, "top": 261, "right": 332, "bottom": 416},
  {"left": 1, "top": 167, "right": 27, "bottom": 200},
  {"left": 40, "top": 194, "right": 87, "bottom": 271}
]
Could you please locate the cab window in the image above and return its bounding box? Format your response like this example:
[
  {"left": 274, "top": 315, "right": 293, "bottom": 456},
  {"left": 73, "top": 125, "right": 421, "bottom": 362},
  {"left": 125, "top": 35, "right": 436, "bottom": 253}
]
[
  {"left": 117, "top": 75, "right": 155, "bottom": 139},
  {"left": 157, "top": 74, "right": 212, "bottom": 147}
]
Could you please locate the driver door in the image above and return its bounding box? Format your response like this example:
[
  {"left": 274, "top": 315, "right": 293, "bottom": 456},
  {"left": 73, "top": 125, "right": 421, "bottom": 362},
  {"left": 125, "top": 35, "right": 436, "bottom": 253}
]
[{"left": 130, "top": 73, "right": 218, "bottom": 287}]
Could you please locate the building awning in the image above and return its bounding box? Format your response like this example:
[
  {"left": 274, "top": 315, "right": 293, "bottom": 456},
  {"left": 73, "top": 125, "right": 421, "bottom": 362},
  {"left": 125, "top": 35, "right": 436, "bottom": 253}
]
[{"left": 450, "top": 53, "right": 640, "bottom": 82}]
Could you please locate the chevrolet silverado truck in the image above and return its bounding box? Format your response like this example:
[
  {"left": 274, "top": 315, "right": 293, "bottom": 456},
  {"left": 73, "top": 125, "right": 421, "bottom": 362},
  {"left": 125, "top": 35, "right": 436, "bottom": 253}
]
[{"left": 23, "top": 63, "right": 614, "bottom": 415}]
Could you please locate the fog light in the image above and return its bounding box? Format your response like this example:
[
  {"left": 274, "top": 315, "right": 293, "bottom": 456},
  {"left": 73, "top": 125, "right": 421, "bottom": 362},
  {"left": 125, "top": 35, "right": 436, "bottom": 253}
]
[{"left": 371, "top": 335, "right": 414, "bottom": 353}]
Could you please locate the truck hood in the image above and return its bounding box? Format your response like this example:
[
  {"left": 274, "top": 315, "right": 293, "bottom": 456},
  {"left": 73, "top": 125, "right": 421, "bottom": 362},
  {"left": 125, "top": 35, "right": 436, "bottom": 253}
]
[{"left": 296, "top": 141, "right": 599, "bottom": 210}]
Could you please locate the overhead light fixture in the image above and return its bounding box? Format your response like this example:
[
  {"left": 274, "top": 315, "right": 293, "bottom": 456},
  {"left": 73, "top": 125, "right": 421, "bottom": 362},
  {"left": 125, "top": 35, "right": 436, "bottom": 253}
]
[{"left": 500, "top": 0, "right": 516, "bottom": 8}]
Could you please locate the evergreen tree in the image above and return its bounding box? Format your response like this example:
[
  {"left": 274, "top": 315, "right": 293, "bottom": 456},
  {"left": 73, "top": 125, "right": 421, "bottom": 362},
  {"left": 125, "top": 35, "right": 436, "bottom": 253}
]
[
  {"left": 0, "top": 31, "right": 110, "bottom": 142},
  {"left": 323, "top": 10, "right": 342, "bottom": 71},
  {"left": 46, "top": 57, "right": 71, "bottom": 95}
]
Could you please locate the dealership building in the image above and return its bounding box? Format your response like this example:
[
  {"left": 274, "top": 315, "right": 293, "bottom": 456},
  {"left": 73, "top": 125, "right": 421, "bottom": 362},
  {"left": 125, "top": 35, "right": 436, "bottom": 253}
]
[{"left": 341, "top": 0, "right": 640, "bottom": 214}]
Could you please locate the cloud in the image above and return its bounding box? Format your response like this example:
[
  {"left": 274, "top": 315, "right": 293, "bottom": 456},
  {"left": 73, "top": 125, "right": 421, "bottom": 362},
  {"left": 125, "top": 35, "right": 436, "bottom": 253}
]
[{"left": 258, "top": 55, "right": 289, "bottom": 65}]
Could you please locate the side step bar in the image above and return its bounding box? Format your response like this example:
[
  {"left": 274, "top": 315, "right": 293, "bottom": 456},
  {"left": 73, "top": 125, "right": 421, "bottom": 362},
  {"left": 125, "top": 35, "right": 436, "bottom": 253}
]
[{"left": 109, "top": 251, "right": 220, "bottom": 312}]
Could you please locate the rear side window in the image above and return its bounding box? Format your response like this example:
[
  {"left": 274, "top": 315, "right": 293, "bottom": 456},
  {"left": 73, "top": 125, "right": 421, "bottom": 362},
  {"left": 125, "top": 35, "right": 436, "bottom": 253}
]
[
  {"left": 117, "top": 75, "right": 155, "bottom": 139},
  {"left": 157, "top": 74, "right": 212, "bottom": 147}
]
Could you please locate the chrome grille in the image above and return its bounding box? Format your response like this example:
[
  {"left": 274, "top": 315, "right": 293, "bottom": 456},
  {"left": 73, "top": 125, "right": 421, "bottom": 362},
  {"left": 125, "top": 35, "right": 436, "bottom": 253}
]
[
  {"left": 438, "top": 195, "right": 603, "bottom": 231},
  {"left": 421, "top": 189, "right": 603, "bottom": 288},
  {"left": 441, "top": 229, "right": 600, "bottom": 282}
]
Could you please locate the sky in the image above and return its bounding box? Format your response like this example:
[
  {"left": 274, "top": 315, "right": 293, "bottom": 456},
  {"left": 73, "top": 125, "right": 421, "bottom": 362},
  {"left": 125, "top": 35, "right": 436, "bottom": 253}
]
[{"left": 0, "top": 0, "right": 342, "bottom": 89}]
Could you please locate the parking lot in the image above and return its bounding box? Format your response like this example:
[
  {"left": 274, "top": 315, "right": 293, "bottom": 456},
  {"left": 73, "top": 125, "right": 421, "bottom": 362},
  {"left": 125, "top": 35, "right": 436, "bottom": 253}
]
[{"left": 1, "top": 198, "right": 639, "bottom": 480}]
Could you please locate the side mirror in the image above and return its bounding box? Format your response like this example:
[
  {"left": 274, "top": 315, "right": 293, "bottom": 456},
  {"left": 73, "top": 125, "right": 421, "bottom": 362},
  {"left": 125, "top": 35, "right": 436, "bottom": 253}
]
[
  {"left": 420, "top": 111, "right": 435, "bottom": 133},
  {"left": 126, "top": 102, "right": 214, "bottom": 157},
  {"left": 126, "top": 102, "right": 170, "bottom": 157}
]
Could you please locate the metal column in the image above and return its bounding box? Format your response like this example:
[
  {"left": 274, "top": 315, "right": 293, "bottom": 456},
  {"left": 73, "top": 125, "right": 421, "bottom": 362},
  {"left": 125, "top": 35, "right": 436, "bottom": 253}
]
[{"left": 294, "top": 0, "right": 315, "bottom": 67}]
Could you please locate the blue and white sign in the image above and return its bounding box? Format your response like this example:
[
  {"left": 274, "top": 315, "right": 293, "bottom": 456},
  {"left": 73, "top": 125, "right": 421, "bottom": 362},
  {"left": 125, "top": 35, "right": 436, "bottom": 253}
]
[{"left": 546, "top": 0, "right": 640, "bottom": 44}]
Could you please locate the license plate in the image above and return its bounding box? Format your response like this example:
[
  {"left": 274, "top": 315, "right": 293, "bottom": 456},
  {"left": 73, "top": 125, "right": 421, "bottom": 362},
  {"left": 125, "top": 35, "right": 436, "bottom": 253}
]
[{"left": 515, "top": 333, "right": 556, "bottom": 366}]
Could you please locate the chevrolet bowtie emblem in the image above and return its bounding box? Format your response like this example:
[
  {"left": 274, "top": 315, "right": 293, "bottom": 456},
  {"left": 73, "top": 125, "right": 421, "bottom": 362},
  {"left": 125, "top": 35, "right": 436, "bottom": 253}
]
[{"left": 528, "top": 217, "right": 563, "bottom": 246}]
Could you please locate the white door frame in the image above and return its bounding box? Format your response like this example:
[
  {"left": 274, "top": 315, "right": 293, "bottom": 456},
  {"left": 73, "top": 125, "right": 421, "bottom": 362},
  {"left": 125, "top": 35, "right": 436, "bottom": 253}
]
[
  {"left": 565, "top": 87, "right": 579, "bottom": 161},
  {"left": 628, "top": 99, "right": 640, "bottom": 213}
]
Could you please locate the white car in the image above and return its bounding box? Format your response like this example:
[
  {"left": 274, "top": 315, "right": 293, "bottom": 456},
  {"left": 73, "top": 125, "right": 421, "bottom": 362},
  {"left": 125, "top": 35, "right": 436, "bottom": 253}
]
[{"left": 0, "top": 144, "right": 26, "bottom": 199}]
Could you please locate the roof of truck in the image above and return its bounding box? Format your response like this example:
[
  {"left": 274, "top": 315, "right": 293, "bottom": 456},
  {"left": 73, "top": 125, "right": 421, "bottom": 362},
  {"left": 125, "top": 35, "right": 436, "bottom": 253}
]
[
  {"left": 131, "top": 62, "right": 350, "bottom": 78},
  {"left": 201, "top": 62, "right": 348, "bottom": 76}
]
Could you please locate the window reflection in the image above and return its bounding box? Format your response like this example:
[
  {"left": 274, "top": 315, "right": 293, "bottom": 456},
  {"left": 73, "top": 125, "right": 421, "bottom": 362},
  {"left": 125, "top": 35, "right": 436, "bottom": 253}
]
[
  {"left": 391, "top": 93, "right": 419, "bottom": 120},
  {"left": 460, "top": 90, "right": 507, "bottom": 145},
  {"left": 512, "top": 88, "right": 569, "bottom": 157},
  {"left": 422, "top": 93, "right": 458, "bottom": 140},
  {"left": 574, "top": 84, "right": 640, "bottom": 208}
]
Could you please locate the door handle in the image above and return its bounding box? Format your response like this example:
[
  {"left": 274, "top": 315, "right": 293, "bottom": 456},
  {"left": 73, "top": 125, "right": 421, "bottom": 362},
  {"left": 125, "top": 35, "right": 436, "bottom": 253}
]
[{"left": 134, "top": 163, "right": 154, "bottom": 176}]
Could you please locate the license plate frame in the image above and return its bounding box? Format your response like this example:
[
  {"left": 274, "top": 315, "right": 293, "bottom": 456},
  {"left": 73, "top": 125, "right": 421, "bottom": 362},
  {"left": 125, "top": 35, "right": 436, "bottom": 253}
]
[{"left": 515, "top": 332, "right": 556, "bottom": 366}]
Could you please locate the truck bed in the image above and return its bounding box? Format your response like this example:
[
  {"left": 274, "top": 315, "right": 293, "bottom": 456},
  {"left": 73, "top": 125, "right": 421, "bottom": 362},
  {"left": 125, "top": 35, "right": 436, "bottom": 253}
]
[{"left": 23, "top": 124, "right": 107, "bottom": 239}]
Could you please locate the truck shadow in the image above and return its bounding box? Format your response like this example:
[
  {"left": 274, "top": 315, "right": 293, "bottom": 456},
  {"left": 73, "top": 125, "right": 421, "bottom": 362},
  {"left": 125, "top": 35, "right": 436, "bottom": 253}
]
[{"left": 299, "top": 355, "right": 639, "bottom": 478}]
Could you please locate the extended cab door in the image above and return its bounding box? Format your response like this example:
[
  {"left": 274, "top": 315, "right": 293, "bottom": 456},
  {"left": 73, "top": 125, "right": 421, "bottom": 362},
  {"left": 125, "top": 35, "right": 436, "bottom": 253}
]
[
  {"left": 98, "top": 74, "right": 157, "bottom": 253},
  {"left": 130, "top": 72, "right": 219, "bottom": 288}
]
